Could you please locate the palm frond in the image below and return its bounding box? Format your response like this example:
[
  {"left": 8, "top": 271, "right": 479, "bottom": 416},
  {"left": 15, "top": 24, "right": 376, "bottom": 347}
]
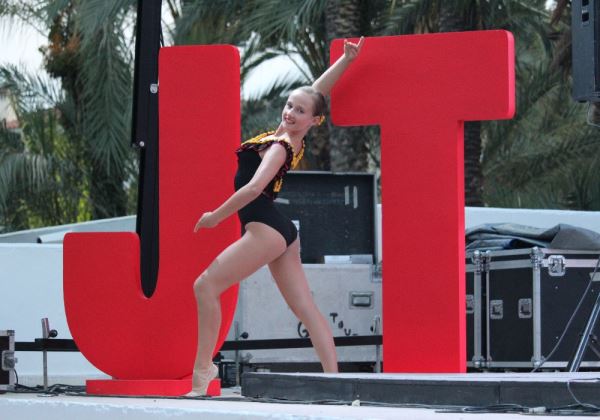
[
  {"left": 239, "top": 34, "right": 281, "bottom": 83},
  {"left": 75, "top": 0, "right": 136, "bottom": 50},
  {"left": 79, "top": 22, "right": 132, "bottom": 177},
  {"left": 241, "top": 0, "right": 327, "bottom": 45},
  {"left": 173, "top": 0, "right": 247, "bottom": 45},
  {"left": 0, "top": 64, "right": 63, "bottom": 117},
  {"left": 379, "top": 0, "right": 435, "bottom": 35},
  {"left": 0, "top": 0, "right": 48, "bottom": 35}
]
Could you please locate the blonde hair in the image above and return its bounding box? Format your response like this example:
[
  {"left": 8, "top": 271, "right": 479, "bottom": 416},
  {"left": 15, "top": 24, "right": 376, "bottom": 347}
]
[{"left": 295, "top": 86, "right": 326, "bottom": 117}]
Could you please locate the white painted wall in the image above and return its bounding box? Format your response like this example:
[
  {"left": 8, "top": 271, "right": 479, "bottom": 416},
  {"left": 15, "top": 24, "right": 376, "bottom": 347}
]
[
  {"left": 0, "top": 216, "right": 135, "bottom": 244},
  {"left": 0, "top": 244, "right": 108, "bottom": 385}
]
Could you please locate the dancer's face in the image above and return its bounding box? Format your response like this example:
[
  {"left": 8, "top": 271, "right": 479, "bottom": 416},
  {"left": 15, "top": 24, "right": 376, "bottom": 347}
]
[{"left": 281, "top": 90, "right": 320, "bottom": 132}]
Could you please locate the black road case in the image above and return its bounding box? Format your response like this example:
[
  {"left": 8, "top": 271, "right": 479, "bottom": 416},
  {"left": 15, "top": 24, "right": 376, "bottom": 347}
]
[{"left": 484, "top": 248, "right": 600, "bottom": 370}]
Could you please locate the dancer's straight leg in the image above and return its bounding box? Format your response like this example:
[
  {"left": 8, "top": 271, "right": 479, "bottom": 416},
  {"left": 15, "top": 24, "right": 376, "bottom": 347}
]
[
  {"left": 192, "top": 222, "right": 286, "bottom": 380},
  {"left": 268, "top": 237, "right": 339, "bottom": 373}
]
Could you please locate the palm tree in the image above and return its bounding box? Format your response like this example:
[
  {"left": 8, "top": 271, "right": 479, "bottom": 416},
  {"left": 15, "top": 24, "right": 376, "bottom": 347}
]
[
  {"left": 0, "top": 0, "right": 196, "bottom": 227},
  {"left": 38, "top": 0, "right": 135, "bottom": 219},
  {"left": 0, "top": 0, "right": 139, "bottom": 226},
  {"left": 380, "top": 0, "right": 550, "bottom": 206},
  {"left": 0, "top": 64, "right": 87, "bottom": 231},
  {"left": 481, "top": 0, "right": 600, "bottom": 210},
  {"left": 482, "top": 60, "right": 600, "bottom": 209},
  {"left": 5, "top": 0, "right": 580, "bottom": 227}
]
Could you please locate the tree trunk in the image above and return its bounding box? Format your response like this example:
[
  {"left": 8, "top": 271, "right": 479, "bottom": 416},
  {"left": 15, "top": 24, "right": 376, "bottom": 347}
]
[
  {"left": 464, "top": 121, "right": 483, "bottom": 206},
  {"left": 90, "top": 164, "right": 128, "bottom": 219},
  {"left": 592, "top": 102, "right": 600, "bottom": 125},
  {"left": 324, "top": 0, "right": 368, "bottom": 172},
  {"left": 439, "top": 1, "right": 484, "bottom": 206}
]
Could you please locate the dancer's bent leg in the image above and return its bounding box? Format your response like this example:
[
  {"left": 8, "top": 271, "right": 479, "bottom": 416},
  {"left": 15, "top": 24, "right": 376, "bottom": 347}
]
[
  {"left": 191, "top": 222, "right": 286, "bottom": 393},
  {"left": 268, "top": 237, "right": 339, "bottom": 373}
]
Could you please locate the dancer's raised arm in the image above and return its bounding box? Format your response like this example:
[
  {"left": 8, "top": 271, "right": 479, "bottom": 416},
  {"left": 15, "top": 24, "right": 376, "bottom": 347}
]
[{"left": 312, "top": 36, "right": 364, "bottom": 96}]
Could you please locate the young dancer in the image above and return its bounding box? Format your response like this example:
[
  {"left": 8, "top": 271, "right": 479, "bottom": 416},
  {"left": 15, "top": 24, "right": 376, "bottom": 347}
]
[{"left": 189, "top": 37, "right": 365, "bottom": 396}]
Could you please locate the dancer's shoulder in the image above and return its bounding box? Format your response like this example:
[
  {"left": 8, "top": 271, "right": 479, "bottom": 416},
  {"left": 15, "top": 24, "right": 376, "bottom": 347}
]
[{"left": 237, "top": 131, "right": 294, "bottom": 156}]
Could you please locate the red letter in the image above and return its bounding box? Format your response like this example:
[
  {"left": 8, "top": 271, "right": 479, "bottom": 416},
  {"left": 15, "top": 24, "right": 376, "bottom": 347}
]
[
  {"left": 330, "top": 31, "right": 515, "bottom": 372},
  {"left": 64, "top": 46, "right": 241, "bottom": 393}
]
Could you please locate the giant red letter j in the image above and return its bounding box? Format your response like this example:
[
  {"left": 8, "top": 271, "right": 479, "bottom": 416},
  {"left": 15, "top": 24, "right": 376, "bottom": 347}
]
[{"left": 64, "top": 46, "right": 242, "bottom": 393}]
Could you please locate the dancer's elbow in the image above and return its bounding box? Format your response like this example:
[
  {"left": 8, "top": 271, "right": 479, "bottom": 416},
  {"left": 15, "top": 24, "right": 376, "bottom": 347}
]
[{"left": 245, "top": 182, "right": 263, "bottom": 198}]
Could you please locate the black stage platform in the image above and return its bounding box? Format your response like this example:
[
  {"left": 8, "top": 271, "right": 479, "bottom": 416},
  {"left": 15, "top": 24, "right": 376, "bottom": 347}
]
[{"left": 242, "top": 372, "right": 600, "bottom": 407}]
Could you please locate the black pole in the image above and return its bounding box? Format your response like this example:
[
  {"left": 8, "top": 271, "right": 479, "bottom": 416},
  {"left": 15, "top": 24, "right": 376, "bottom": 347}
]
[
  {"left": 567, "top": 289, "right": 600, "bottom": 371},
  {"left": 132, "top": 0, "right": 162, "bottom": 297}
]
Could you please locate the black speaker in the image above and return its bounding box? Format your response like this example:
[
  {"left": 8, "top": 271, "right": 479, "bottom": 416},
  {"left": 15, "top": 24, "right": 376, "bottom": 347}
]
[
  {"left": 274, "top": 171, "right": 377, "bottom": 264},
  {"left": 572, "top": 0, "right": 600, "bottom": 102}
]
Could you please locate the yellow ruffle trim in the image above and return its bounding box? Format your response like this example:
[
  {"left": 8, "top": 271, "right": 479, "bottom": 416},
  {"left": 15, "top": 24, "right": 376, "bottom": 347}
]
[{"left": 240, "top": 131, "right": 305, "bottom": 170}]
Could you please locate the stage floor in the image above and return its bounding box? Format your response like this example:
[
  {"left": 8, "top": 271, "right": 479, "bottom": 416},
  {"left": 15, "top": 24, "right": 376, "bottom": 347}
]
[
  {"left": 242, "top": 371, "right": 600, "bottom": 409},
  {"left": 3, "top": 372, "right": 600, "bottom": 419}
]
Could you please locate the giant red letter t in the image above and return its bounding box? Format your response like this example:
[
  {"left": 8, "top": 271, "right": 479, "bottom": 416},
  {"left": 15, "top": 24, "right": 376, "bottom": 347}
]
[{"left": 330, "top": 31, "right": 515, "bottom": 372}]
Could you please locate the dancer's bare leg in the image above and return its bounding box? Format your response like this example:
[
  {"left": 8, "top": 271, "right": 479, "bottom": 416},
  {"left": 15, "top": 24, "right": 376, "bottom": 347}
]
[
  {"left": 192, "top": 222, "right": 287, "bottom": 389},
  {"left": 268, "top": 237, "right": 338, "bottom": 373}
]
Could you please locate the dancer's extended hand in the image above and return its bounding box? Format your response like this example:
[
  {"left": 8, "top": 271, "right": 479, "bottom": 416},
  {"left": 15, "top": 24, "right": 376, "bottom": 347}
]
[
  {"left": 344, "top": 36, "right": 364, "bottom": 61},
  {"left": 194, "top": 212, "right": 219, "bottom": 232}
]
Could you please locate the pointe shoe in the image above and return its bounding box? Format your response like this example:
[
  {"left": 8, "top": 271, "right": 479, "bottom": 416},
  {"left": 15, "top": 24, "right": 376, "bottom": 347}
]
[{"left": 184, "top": 363, "right": 218, "bottom": 397}]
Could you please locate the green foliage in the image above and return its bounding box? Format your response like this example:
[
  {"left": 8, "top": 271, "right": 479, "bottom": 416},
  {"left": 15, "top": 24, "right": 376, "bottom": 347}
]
[
  {"left": 2, "top": 0, "right": 599, "bottom": 236},
  {"left": 481, "top": 4, "right": 600, "bottom": 210},
  {"left": 0, "top": 0, "right": 137, "bottom": 231},
  {"left": 370, "top": 0, "right": 600, "bottom": 209},
  {"left": 0, "top": 65, "right": 89, "bottom": 231},
  {"left": 483, "top": 75, "right": 600, "bottom": 209}
]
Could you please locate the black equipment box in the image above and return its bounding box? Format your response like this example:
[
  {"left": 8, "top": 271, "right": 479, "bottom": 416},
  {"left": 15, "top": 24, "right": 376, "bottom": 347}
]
[
  {"left": 1, "top": 330, "right": 16, "bottom": 392},
  {"left": 274, "top": 171, "right": 377, "bottom": 263},
  {"left": 467, "top": 248, "right": 600, "bottom": 370}
]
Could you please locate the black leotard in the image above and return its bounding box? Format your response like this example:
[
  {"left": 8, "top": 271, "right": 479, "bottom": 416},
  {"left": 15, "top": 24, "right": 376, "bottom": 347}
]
[{"left": 233, "top": 132, "right": 304, "bottom": 247}]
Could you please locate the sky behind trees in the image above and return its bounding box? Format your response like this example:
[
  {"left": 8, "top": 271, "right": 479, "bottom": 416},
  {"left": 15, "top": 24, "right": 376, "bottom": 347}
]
[{"left": 0, "top": 15, "right": 300, "bottom": 100}]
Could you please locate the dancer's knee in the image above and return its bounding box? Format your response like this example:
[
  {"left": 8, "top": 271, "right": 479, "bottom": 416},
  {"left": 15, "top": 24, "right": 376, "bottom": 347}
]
[
  {"left": 292, "top": 300, "right": 319, "bottom": 324},
  {"left": 193, "top": 272, "right": 216, "bottom": 300}
]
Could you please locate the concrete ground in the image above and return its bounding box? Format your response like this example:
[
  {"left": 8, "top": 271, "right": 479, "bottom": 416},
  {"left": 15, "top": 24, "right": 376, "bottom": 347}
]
[{"left": 0, "top": 386, "right": 596, "bottom": 419}]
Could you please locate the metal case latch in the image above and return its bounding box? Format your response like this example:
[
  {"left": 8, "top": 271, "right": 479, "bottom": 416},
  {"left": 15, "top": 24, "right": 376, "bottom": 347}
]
[
  {"left": 466, "top": 295, "right": 475, "bottom": 314},
  {"left": 518, "top": 298, "right": 533, "bottom": 319},
  {"left": 547, "top": 255, "right": 566, "bottom": 277},
  {"left": 490, "top": 300, "right": 504, "bottom": 320},
  {"left": 1, "top": 350, "right": 16, "bottom": 371}
]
